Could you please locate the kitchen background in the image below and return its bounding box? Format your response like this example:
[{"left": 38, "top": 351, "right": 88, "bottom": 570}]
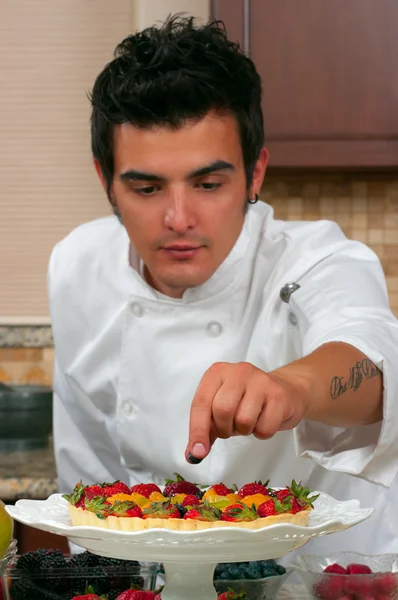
[{"left": 0, "top": 0, "right": 397, "bottom": 390}]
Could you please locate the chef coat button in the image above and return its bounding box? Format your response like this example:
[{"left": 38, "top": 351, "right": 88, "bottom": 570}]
[
  {"left": 130, "top": 302, "right": 143, "bottom": 317},
  {"left": 289, "top": 312, "right": 298, "bottom": 326},
  {"left": 122, "top": 400, "right": 134, "bottom": 415},
  {"left": 206, "top": 321, "right": 223, "bottom": 337},
  {"left": 280, "top": 282, "right": 300, "bottom": 303}
]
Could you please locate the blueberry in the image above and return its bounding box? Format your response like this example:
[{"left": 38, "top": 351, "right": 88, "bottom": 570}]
[
  {"left": 228, "top": 567, "right": 241, "bottom": 580},
  {"left": 276, "top": 564, "right": 286, "bottom": 575},
  {"left": 245, "top": 567, "right": 260, "bottom": 579},
  {"left": 220, "top": 572, "right": 231, "bottom": 580},
  {"left": 261, "top": 567, "right": 276, "bottom": 578}
]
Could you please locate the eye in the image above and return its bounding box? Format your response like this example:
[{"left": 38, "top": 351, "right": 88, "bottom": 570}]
[
  {"left": 133, "top": 185, "right": 159, "bottom": 196},
  {"left": 197, "top": 182, "right": 222, "bottom": 191}
]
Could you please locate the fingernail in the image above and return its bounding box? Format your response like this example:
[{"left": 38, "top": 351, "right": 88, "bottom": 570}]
[
  {"left": 188, "top": 443, "right": 206, "bottom": 464},
  {"left": 188, "top": 453, "right": 203, "bottom": 464}
]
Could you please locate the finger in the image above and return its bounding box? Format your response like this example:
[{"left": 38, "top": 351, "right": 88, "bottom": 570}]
[
  {"left": 211, "top": 381, "right": 245, "bottom": 439},
  {"left": 233, "top": 387, "right": 265, "bottom": 436},
  {"left": 253, "top": 399, "right": 287, "bottom": 440},
  {"left": 186, "top": 364, "right": 224, "bottom": 464}
]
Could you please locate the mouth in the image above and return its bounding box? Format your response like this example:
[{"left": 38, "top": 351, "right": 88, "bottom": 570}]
[{"left": 161, "top": 244, "right": 204, "bottom": 259}]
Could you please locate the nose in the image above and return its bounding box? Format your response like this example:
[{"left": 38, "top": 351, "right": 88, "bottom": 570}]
[{"left": 164, "top": 190, "right": 197, "bottom": 234}]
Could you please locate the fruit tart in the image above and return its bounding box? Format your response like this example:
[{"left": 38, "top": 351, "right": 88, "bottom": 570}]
[{"left": 64, "top": 474, "right": 318, "bottom": 531}]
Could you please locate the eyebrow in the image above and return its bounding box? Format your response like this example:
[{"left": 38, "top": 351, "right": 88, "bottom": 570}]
[{"left": 119, "top": 160, "right": 235, "bottom": 183}]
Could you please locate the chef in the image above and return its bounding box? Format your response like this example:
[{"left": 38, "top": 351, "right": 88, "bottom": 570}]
[{"left": 49, "top": 16, "right": 398, "bottom": 556}]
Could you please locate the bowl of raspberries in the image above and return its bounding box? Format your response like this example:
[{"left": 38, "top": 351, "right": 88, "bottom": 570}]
[{"left": 292, "top": 551, "right": 398, "bottom": 600}]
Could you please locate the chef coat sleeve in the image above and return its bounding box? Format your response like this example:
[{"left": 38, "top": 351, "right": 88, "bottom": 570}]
[
  {"left": 53, "top": 361, "right": 126, "bottom": 495},
  {"left": 288, "top": 239, "right": 398, "bottom": 487}
]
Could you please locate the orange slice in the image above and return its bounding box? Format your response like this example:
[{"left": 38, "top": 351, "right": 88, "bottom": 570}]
[{"left": 240, "top": 493, "right": 272, "bottom": 508}]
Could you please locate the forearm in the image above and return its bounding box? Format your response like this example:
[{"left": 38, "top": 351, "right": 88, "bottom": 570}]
[{"left": 274, "top": 342, "right": 383, "bottom": 427}]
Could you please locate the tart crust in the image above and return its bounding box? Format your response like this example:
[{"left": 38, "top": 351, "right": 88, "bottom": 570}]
[{"left": 67, "top": 504, "right": 311, "bottom": 531}]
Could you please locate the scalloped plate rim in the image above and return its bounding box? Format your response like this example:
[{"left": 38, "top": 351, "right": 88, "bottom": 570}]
[{"left": 5, "top": 492, "right": 374, "bottom": 539}]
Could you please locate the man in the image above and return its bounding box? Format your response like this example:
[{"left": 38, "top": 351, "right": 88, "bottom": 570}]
[{"left": 49, "top": 16, "right": 398, "bottom": 556}]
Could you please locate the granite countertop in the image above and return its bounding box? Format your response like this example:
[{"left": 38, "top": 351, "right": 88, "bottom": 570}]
[{"left": 0, "top": 438, "right": 58, "bottom": 503}]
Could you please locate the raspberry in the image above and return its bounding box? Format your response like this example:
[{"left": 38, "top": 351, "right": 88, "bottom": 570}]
[
  {"left": 346, "top": 563, "right": 372, "bottom": 575},
  {"left": 373, "top": 572, "right": 398, "bottom": 596},
  {"left": 182, "top": 494, "right": 201, "bottom": 507},
  {"left": 313, "top": 575, "right": 345, "bottom": 600},
  {"left": 324, "top": 564, "right": 348, "bottom": 575},
  {"left": 344, "top": 575, "right": 372, "bottom": 597}
]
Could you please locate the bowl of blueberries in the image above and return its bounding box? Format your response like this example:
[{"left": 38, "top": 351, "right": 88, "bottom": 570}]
[{"left": 213, "top": 559, "right": 291, "bottom": 600}]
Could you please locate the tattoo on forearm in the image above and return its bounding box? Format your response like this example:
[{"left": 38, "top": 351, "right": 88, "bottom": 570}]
[{"left": 330, "top": 359, "right": 381, "bottom": 400}]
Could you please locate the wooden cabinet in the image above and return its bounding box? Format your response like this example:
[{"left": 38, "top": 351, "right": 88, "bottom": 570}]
[
  {"left": 14, "top": 521, "right": 69, "bottom": 555},
  {"left": 211, "top": 0, "right": 398, "bottom": 168}
]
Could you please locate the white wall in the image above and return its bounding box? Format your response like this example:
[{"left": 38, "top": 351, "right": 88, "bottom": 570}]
[{"left": 133, "top": 0, "right": 210, "bottom": 29}]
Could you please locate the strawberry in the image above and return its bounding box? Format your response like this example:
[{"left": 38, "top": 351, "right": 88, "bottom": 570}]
[
  {"left": 163, "top": 473, "right": 202, "bottom": 497},
  {"left": 184, "top": 502, "right": 221, "bottom": 521},
  {"left": 373, "top": 572, "right": 398, "bottom": 595},
  {"left": 346, "top": 563, "right": 372, "bottom": 575},
  {"left": 182, "top": 494, "right": 201, "bottom": 507},
  {"left": 142, "top": 499, "right": 181, "bottom": 519},
  {"left": 72, "top": 585, "right": 107, "bottom": 599},
  {"left": 84, "top": 496, "right": 112, "bottom": 519},
  {"left": 221, "top": 503, "right": 257, "bottom": 522},
  {"left": 103, "top": 481, "right": 131, "bottom": 496},
  {"left": 217, "top": 589, "right": 246, "bottom": 600},
  {"left": 257, "top": 498, "right": 292, "bottom": 518},
  {"left": 63, "top": 481, "right": 87, "bottom": 507},
  {"left": 131, "top": 483, "right": 162, "bottom": 498},
  {"left": 324, "top": 564, "right": 348, "bottom": 575},
  {"left": 84, "top": 485, "right": 109, "bottom": 500},
  {"left": 274, "top": 489, "right": 292, "bottom": 502},
  {"left": 71, "top": 595, "right": 104, "bottom": 600},
  {"left": 115, "top": 591, "right": 156, "bottom": 600},
  {"left": 282, "top": 480, "right": 319, "bottom": 509},
  {"left": 238, "top": 480, "right": 269, "bottom": 498},
  {"left": 209, "top": 484, "right": 233, "bottom": 496},
  {"left": 109, "top": 500, "right": 143, "bottom": 518}
]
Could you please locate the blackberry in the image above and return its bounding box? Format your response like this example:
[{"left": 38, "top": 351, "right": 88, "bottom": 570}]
[
  {"left": 68, "top": 551, "right": 100, "bottom": 570},
  {"left": 88, "top": 566, "right": 110, "bottom": 595},
  {"left": 98, "top": 557, "right": 140, "bottom": 569},
  {"left": 38, "top": 552, "right": 68, "bottom": 592},
  {"left": 14, "top": 549, "right": 51, "bottom": 572},
  {"left": 107, "top": 588, "right": 127, "bottom": 600},
  {"left": 130, "top": 575, "right": 145, "bottom": 588},
  {"left": 9, "top": 579, "right": 67, "bottom": 600}
]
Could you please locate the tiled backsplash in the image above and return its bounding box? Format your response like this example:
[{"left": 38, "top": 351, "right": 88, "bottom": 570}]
[
  {"left": 0, "top": 173, "right": 397, "bottom": 385},
  {"left": 261, "top": 173, "right": 398, "bottom": 316}
]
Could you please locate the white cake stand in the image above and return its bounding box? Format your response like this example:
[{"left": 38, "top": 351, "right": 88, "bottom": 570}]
[{"left": 6, "top": 493, "right": 374, "bottom": 600}]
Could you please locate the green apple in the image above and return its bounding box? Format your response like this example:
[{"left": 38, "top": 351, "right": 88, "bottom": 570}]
[{"left": 0, "top": 500, "right": 13, "bottom": 559}]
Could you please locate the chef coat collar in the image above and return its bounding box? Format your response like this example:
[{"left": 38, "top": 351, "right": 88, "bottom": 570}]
[{"left": 126, "top": 203, "right": 269, "bottom": 304}]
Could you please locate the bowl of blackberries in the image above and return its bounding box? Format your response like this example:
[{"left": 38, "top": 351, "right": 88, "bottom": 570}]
[
  {"left": 292, "top": 551, "right": 398, "bottom": 600},
  {"left": 213, "top": 559, "right": 290, "bottom": 600},
  {"left": 1, "top": 548, "right": 158, "bottom": 599}
]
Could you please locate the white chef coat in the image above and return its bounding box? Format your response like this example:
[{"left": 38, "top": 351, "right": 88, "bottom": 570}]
[{"left": 48, "top": 201, "right": 398, "bottom": 559}]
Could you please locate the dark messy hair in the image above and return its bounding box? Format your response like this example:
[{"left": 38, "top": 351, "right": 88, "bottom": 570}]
[{"left": 90, "top": 15, "right": 264, "bottom": 200}]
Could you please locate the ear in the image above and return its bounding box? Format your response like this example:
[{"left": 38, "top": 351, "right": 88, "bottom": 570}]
[{"left": 250, "top": 147, "right": 269, "bottom": 197}]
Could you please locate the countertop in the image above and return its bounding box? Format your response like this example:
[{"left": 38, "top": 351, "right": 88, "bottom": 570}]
[{"left": 0, "top": 438, "right": 58, "bottom": 502}]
